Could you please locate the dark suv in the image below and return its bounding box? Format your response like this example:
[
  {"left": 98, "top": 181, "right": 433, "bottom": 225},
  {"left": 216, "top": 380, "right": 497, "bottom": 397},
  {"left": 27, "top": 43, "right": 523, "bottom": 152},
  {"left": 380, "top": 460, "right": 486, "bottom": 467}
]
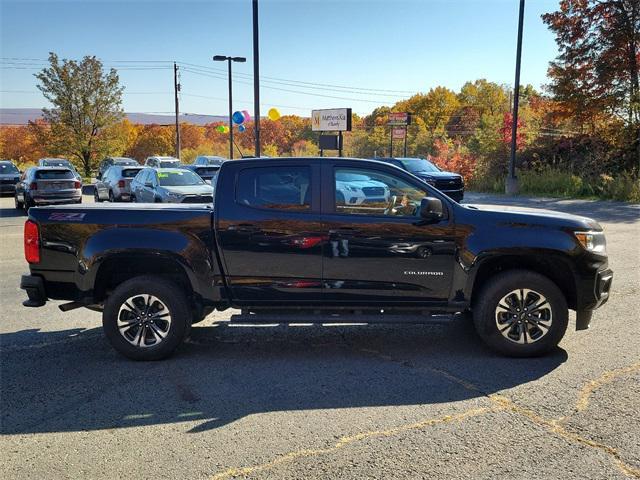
[
  {"left": 376, "top": 157, "right": 464, "bottom": 202},
  {"left": 0, "top": 160, "right": 21, "bottom": 194}
]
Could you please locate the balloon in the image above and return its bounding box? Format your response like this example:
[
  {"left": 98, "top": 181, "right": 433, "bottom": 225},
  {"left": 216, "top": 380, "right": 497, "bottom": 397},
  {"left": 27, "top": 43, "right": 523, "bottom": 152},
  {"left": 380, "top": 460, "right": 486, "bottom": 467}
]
[
  {"left": 216, "top": 125, "right": 225, "bottom": 133},
  {"left": 232, "top": 111, "right": 245, "bottom": 124},
  {"left": 267, "top": 108, "right": 281, "bottom": 121},
  {"left": 222, "top": 125, "right": 230, "bottom": 133},
  {"left": 242, "top": 110, "right": 251, "bottom": 122},
  {"left": 238, "top": 124, "right": 246, "bottom": 132}
]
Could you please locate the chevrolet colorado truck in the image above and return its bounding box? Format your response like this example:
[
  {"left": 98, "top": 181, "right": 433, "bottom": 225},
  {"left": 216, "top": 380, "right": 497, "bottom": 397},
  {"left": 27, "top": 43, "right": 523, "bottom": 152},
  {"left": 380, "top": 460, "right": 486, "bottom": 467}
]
[{"left": 20, "top": 158, "right": 613, "bottom": 360}]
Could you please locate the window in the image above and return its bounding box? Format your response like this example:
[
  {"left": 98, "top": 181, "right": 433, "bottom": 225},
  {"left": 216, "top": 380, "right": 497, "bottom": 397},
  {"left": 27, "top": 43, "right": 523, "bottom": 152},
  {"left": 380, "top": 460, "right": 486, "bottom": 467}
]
[
  {"left": 157, "top": 170, "right": 203, "bottom": 186},
  {"left": 236, "top": 166, "right": 311, "bottom": 212},
  {"left": 0, "top": 163, "right": 19, "bottom": 174},
  {"left": 122, "top": 168, "right": 142, "bottom": 178},
  {"left": 35, "top": 169, "right": 75, "bottom": 180},
  {"left": 335, "top": 167, "right": 428, "bottom": 217}
]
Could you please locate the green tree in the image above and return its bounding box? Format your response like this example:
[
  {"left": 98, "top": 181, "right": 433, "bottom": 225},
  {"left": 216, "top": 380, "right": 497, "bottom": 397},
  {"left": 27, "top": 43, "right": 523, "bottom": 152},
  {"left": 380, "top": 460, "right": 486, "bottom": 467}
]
[{"left": 32, "top": 52, "right": 124, "bottom": 176}]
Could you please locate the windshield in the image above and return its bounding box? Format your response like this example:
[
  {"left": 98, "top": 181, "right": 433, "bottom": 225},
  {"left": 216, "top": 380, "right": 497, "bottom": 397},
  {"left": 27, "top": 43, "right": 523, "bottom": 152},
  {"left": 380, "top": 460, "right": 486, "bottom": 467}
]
[
  {"left": 397, "top": 158, "right": 440, "bottom": 173},
  {"left": 203, "top": 157, "right": 223, "bottom": 165},
  {"left": 122, "top": 168, "right": 142, "bottom": 178},
  {"left": 159, "top": 161, "right": 181, "bottom": 168},
  {"left": 35, "top": 169, "right": 75, "bottom": 180},
  {"left": 158, "top": 170, "right": 204, "bottom": 186},
  {"left": 115, "top": 159, "right": 138, "bottom": 166},
  {"left": 0, "top": 163, "right": 19, "bottom": 174}
]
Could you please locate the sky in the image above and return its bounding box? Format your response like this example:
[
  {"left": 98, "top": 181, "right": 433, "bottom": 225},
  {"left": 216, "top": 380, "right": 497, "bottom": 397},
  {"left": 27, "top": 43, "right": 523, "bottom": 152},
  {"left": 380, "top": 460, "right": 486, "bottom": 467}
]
[{"left": 0, "top": 0, "right": 560, "bottom": 117}]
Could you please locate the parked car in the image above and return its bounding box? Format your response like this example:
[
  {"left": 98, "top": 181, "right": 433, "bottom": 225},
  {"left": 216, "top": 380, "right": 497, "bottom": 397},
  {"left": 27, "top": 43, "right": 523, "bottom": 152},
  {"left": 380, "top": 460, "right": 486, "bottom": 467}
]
[
  {"left": 0, "top": 160, "right": 21, "bottom": 194},
  {"left": 38, "top": 158, "right": 82, "bottom": 181},
  {"left": 184, "top": 155, "right": 225, "bottom": 183},
  {"left": 335, "top": 170, "right": 390, "bottom": 208},
  {"left": 97, "top": 157, "right": 138, "bottom": 180},
  {"left": 21, "top": 157, "right": 612, "bottom": 361},
  {"left": 375, "top": 157, "right": 464, "bottom": 202},
  {"left": 94, "top": 165, "right": 144, "bottom": 202},
  {"left": 15, "top": 166, "right": 81, "bottom": 211},
  {"left": 130, "top": 167, "right": 214, "bottom": 203},
  {"left": 144, "top": 156, "right": 181, "bottom": 168}
]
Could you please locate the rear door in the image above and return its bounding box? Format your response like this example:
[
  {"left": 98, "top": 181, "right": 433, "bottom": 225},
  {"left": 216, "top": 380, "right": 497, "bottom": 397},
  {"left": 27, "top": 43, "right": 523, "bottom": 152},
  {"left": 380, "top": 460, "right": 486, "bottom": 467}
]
[
  {"left": 321, "top": 161, "right": 457, "bottom": 305},
  {"left": 215, "top": 161, "right": 323, "bottom": 304}
]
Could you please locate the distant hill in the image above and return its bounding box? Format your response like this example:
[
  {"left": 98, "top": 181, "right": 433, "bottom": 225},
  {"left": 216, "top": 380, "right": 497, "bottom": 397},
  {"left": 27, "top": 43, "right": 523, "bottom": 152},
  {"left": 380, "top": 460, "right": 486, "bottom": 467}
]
[{"left": 0, "top": 108, "right": 227, "bottom": 126}]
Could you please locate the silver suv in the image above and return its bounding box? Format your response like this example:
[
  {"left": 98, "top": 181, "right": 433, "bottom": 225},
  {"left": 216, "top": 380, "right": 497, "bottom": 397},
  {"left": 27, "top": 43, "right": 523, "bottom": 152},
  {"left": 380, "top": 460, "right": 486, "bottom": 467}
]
[
  {"left": 15, "top": 167, "right": 82, "bottom": 211},
  {"left": 94, "top": 165, "right": 144, "bottom": 202},
  {"left": 144, "top": 156, "right": 181, "bottom": 168}
]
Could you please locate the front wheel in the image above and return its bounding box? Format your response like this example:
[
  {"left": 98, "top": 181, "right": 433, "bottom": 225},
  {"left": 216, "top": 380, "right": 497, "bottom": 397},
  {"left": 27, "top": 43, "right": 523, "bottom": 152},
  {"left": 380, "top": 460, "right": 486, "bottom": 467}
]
[
  {"left": 473, "top": 270, "right": 568, "bottom": 357},
  {"left": 103, "top": 276, "right": 191, "bottom": 360},
  {"left": 109, "top": 190, "right": 115, "bottom": 202}
]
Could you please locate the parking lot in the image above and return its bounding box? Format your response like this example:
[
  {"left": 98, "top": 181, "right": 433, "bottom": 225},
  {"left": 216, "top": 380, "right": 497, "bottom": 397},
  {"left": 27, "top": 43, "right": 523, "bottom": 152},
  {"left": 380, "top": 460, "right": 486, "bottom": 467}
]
[{"left": 1, "top": 192, "right": 639, "bottom": 479}]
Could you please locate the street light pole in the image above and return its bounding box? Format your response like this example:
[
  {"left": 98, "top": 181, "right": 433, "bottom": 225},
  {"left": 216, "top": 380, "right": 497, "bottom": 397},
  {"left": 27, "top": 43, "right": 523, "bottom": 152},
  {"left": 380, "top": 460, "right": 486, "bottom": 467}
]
[
  {"left": 227, "top": 58, "right": 233, "bottom": 159},
  {"left": 252, "top": 0, "right": 261, "bottom": 157},
  {"left": 507, "top": 0, "right": 525, "bottom": 195},
  {"left": 213, "top": 55, "right": 246, "bottom": 160}
]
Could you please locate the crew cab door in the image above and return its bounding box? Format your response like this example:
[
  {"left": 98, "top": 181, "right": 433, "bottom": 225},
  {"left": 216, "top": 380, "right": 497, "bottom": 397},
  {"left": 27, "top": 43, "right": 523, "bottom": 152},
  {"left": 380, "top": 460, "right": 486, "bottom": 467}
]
[
  {"left": 321, "top": 162, "right": 456, "bottom": 304},
  {"left": 215, "top": 161, "right": 323, "bottom": 304}
]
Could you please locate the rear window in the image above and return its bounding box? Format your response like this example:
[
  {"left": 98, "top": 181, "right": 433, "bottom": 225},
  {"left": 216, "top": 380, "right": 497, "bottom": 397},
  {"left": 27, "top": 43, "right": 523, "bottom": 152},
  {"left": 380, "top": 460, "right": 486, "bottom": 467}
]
[
  {"left": 116, "top": 160, "right": 138, "bottom": 166},
  {"left": 35, "top": 170, "right": 75, "bottom": 180},
  {"left": 122, "top": 168, "right": 142, "bottom": 178},
  {"left": 236, "top": 166, "right": 311, "bottom": 211},
  {"left": 196, "top": 167, "right": 219, "bottom": 175},
  {"left": 159, "top": 161, "right": 180, "bottom": 168}
]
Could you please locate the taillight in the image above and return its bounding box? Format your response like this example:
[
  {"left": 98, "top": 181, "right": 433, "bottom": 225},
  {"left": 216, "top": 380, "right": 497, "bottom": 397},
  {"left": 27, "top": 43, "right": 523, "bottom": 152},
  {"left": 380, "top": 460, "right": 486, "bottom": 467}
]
[
  {"left": 74, "top": 180, "right": 81, "bottom": 189},
  {"left": 118, "top": 180, "right": 125, "bottom": 188},
  {"left": 24, "top": 220, "right": 40, "bottom": 264},
  {"left": 29, "top": 182, "right": 37, "bottom": 190}
]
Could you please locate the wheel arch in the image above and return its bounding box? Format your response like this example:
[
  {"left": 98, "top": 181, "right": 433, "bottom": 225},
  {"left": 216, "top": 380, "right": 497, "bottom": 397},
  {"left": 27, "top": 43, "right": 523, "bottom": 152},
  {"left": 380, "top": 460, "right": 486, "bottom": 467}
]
[{"left": 469, "top": 253, "right": 577, "bottom": 310}]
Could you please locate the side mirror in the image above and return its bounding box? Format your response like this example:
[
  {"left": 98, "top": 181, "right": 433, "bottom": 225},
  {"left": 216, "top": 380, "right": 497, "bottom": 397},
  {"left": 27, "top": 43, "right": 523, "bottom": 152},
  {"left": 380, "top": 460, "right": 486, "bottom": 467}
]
[{"left": 419, "top": 197, "right": 444, "bottom": 221}]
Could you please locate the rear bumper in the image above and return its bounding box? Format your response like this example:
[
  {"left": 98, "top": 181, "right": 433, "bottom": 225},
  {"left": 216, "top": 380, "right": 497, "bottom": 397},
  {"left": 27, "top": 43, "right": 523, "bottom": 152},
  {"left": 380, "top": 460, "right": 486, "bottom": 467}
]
[
  {"left": 32, "top": 192, "right": 81, "bottom": 204},
  {"left": 20, "top": 275, "right": 47, "bottom": 307}
]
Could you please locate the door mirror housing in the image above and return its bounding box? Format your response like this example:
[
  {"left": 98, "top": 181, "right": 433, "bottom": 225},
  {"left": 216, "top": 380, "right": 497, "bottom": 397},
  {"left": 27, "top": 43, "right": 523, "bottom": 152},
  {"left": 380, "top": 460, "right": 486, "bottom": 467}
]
[{"left": 419, "top": 197, "right": 444, "bottom": 221}]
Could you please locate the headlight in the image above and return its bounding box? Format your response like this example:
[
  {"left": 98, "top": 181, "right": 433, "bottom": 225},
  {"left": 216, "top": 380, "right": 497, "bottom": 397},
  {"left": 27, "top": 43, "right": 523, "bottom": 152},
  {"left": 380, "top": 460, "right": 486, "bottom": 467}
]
[{"left": 574, "top": 231, "right": 607, "bottom": 255}]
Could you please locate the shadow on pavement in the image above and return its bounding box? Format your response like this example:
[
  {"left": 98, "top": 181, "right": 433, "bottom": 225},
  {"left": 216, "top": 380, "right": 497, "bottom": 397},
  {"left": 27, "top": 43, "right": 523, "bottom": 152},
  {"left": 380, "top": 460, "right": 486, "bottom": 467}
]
[
  {"left": 464, "top": 193, "right": 640, "bottom": 224},
  {"left": 1, "top": 320, "right": 567, "bottom": 435}
]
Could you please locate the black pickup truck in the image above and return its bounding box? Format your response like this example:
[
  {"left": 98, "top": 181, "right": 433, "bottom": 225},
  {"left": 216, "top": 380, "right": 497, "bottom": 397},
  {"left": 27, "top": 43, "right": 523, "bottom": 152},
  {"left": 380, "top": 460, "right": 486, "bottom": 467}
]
[{"left": 20, "top": 157, "right": 612, "bottom": 360}]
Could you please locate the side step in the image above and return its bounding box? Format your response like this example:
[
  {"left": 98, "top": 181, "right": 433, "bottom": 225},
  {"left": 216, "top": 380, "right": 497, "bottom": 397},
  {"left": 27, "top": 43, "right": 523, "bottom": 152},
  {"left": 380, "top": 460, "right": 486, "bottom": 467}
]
[{"left": 229, "top": 312, "right": 458, "bottom": 325}]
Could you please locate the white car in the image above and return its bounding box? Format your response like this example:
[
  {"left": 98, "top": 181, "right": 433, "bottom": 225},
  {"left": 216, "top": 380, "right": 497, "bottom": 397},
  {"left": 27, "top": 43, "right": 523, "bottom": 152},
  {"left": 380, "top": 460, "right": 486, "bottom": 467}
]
[
  {"left": 335, "top": 171, "right": 390, "bottom": 205},
  {"left": 144, "top": 156, "right": 181, "bottom": 168}
]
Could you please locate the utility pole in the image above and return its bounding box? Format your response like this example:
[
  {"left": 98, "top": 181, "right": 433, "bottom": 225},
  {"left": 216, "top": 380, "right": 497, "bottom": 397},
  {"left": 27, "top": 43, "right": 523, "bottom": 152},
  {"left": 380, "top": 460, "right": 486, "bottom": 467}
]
[
  {"left": 227, "top": 58, "right": 234, "bottom": 159},
  {"left": 174, "top": 62, "right": 181, "bottom": 160},
  {"left": 252, "top": 0, "right": 261, "bottom": 157},
  {"left": 506, "top": 0, "right": 525, "bottom": 195}
]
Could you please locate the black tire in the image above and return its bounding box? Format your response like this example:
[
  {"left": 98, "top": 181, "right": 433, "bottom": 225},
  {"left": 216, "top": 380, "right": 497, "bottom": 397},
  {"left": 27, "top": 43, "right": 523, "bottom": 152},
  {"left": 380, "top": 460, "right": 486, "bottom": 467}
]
[
  {"left": 131, "top": 194, "right": 137, "bottom": 203},
  {"left": 23, "top": 195, "right": 33, "bottom": 213},
  {"left": 14, "top": 194, "right": 23, "bottom": 210},
  {"left": 103, "top": 276, "right": 191, "bottom": 360},
  {"left": 472, "top": 270, "right": 568, "bottom": 357},
  {"left": 109, "top": 190, "right": 115, "bottom": 202},
  {"left": 94, "top": 190, "right": 101, "bottom": 202}
]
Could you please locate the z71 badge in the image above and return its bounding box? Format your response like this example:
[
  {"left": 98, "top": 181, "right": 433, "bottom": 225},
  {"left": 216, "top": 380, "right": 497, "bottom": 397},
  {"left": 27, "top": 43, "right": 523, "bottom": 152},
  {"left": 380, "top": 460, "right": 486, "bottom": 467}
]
[{"left": 48, "top": 212, "right": 86, "bottom": 221}]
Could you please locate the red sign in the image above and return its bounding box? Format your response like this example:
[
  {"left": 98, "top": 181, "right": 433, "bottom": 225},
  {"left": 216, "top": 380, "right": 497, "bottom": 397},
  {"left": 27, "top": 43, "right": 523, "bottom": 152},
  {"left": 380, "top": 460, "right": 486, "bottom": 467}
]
[{"left": 392, "top": 127, "right": 406, "bottom": 139}]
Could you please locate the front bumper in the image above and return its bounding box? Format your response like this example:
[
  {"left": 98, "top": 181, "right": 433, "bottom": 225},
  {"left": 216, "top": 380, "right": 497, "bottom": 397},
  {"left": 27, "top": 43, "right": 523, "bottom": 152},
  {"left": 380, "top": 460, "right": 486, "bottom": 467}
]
[
  {"left": 441, "top": 189, "right": 464, "bottom": 202},
  {"left": 0, "top": 183, "right": 17, "bottom": 193}
]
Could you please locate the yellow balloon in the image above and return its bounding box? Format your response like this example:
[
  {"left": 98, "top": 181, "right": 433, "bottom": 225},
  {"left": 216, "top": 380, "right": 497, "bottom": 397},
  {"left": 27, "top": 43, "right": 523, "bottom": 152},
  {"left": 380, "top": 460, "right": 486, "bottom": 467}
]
[{"left": 268, "top": 108, "right": 281, "bottom": 121}]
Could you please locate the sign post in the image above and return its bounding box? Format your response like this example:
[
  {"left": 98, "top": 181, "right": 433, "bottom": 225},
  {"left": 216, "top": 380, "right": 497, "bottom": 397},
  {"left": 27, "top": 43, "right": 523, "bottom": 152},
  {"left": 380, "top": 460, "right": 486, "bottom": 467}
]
[
  {"left": 387, "top": 113, "right": 411, "bottom": 158},
  {"left": 312, "top": 108, "right": 352, "bottom": 157}
]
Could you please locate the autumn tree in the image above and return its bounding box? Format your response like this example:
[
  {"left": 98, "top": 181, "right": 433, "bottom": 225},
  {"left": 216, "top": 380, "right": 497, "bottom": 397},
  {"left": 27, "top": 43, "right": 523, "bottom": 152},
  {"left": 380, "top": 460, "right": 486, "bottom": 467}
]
[{"left": 33, "top": 53, "right": 125, "bottom": 176}]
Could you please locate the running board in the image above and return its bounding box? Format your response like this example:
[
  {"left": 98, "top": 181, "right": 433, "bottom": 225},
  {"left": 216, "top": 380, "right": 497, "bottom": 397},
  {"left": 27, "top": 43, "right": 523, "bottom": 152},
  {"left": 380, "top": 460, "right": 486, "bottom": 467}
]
[{"left": 228, "top": 313, "right": 457, "bottom": 325}]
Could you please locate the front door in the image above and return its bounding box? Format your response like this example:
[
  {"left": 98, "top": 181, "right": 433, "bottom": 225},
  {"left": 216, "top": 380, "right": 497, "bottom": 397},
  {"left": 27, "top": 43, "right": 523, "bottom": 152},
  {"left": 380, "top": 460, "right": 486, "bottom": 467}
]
[
  {"left": 321, "top": 163, "right": 457, "bottom": 305},
  {"left": 215, "top": 163, "right": 323, "bottom": 304}
]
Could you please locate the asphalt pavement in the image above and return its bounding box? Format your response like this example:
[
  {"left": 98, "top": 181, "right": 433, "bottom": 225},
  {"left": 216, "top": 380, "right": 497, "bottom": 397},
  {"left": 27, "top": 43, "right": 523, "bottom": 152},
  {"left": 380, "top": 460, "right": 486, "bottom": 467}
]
[{"left": 1, "top": 192, "right": 639, "bottom": 479}]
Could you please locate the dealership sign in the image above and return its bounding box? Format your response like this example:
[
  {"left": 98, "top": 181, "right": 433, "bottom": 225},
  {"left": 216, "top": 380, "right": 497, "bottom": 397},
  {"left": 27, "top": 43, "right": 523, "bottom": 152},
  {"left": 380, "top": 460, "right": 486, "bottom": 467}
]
[
  {"left": 392, "top": 127, "right": 406, "bottom": 140},
  {"left": 311, "top": 108, "right": 352, "bottom": 132},
  {"left": 388, "top": 112, "right": 411, "bottom": 126}
]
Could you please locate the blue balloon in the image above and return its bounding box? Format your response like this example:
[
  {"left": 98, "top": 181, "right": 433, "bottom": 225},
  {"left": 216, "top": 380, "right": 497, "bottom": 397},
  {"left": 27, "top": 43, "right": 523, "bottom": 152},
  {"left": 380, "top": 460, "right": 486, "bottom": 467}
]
[
  {"left": 238, "top": 124, "right": 246, "bottom": 132},
  {"left": 232, "top": 111, "right": 245, "bottom": 125}
]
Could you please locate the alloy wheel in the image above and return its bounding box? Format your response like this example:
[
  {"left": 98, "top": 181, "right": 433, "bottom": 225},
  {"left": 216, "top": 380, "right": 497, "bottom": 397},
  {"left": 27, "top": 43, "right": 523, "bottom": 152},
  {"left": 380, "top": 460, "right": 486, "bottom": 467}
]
[
  {"left": 495, "top": 288, "right": 552, "bottom": 344},
  {"left": 117, "top": 294, "right": 172, "bottom": 348}
]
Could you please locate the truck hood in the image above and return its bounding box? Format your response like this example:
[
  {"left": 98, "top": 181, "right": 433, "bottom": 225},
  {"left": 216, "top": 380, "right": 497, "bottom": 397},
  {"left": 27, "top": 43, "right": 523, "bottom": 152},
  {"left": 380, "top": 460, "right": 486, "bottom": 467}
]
[
  {"left": 414, "top": 171, "right": 461, "bottom": 180},
  {"left": 463, "top": 204, "right": 602, "bottom": 231}
]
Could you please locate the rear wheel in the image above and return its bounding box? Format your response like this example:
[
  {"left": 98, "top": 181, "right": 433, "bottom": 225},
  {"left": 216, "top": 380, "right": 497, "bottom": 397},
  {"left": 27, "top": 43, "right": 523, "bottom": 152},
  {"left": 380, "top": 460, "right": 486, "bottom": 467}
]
[
  {"left": 473, "top": 270, "right": 568, "bottom": 357},
  {"left": 109, "top": 190, "right": 115, "bottom": 202},
  {"left": 23, "top": 195, "right": 33, "bottom": 213},
  {"left": 14, "top": 194, "right": 23, "bottom": 210},
  {"left": 103, "top": 276, "right": 191, "bottom": 360},
  {"left": 94, "top": 189, "right": 101, "bottom": 202}
]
